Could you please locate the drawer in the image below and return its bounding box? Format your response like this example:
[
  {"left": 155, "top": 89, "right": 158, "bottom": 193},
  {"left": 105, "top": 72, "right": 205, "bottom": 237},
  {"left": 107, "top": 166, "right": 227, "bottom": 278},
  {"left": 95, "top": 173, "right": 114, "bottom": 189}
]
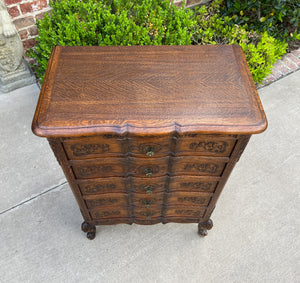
[
  {"left": 172, "top": 156, "right": 227, "bottom": 176},
  {"left": 176, "top": 136, "right": 236, "bottom": 157},
  {"left": 63, "top": 135, "right": 124, "bottom": 159},
  {"left": 127, "top": 135, "right": 172, "bottom": 157},
  {"left": 129, "top": 157, "right": 169, "bottom": 177},
  {"left": 71, "top": 157, "right": 169, "bottom": 179},
  {"left": 165, "top": 206, "right": 205, "bottom": 218},
  {"left": 78, "top": 177, "right": 127, "bottom": 194},
  {"left": 71, "top": 158, "right": 126, "bottom": 179},
  {"left": 131, "top": 176, "right": 167, "bottom": 194},
  {"left": 167, "top": 192, "right": 211, "bottom": 206},
  {"left": 89, "top": 206, "right": 129, "bottom": 219},
  {"left": 134, "top": 207, "right": 162, "bottom": 220},
  {"left": 132, "top": 193, "right": 164, "bottom": 208},
  {"left": 84, "top": 193, "right": 128, "bottom": 208},
  {"left": 169, "top": 176, "right": 219, "bottom": 193}
]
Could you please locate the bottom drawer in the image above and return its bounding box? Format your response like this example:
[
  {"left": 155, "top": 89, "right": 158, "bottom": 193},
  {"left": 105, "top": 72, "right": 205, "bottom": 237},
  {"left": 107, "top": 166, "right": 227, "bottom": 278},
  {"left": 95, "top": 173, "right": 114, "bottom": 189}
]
[{"left": 90, "top": 207, "right": 129, "bottom": 219}]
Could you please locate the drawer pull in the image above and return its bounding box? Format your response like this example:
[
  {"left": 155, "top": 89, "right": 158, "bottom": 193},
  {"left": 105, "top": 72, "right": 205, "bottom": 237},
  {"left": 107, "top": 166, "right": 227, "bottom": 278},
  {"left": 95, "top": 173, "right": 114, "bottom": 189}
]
[
  {"left": 144, "top": 185, "right": 153, "bottom": 194},
  {"left": 144, "top": 200, "right": 152, "bottom": 208},
  {"left": 144, "top": 168, "right": 153, "bottom": 177},
  {"left": 143, "top": 212, "right": 153, "bottom": 220},
  {"left": 144, "top": 146, "right": 154, "bottom": 157}
]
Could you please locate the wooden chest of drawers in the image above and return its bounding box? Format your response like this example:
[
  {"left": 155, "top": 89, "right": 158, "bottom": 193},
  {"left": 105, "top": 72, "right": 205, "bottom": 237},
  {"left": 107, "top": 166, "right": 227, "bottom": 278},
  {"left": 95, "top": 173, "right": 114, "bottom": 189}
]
[{"left": 32, "top": 45, "right": 267, "bottom": 240}]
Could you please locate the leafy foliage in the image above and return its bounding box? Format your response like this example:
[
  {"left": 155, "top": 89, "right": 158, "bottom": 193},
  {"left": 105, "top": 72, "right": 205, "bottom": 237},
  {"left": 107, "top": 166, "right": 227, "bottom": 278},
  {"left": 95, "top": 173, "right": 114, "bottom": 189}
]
[
  {"left": 30, "top": 0, "right": 196, "bottom": 81},
  {"left": 30, "top": 0, "right": 288, "bottom": 84},
  {"left": 191, "top": 1, "right": 288, "bottom": 83},
  {"left": 220, "top": 0, "right": 300, "bottom": 48}
]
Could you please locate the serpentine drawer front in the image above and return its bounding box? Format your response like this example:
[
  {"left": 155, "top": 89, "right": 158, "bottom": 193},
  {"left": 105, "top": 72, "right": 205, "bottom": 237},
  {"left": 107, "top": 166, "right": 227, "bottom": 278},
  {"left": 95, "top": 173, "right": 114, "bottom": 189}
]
[{"left": 32, "top": 45, "right": 267, "bottom": 240}]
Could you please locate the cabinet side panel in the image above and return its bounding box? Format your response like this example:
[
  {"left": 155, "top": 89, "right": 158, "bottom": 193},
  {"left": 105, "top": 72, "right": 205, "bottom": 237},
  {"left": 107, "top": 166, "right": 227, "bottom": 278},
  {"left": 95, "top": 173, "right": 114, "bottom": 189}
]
[
  {"left": 203, "top": 135, "right": 251, "bottom": 220},
  {"left": 48, "top": 138, "right": 91, "bottom": 222}
]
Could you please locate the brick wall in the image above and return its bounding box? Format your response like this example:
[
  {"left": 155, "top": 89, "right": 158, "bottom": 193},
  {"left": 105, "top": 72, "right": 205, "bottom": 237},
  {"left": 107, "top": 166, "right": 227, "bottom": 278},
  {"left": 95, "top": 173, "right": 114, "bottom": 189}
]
[{"left": 4, "top": 0, "right": 51, "bottom": 63}]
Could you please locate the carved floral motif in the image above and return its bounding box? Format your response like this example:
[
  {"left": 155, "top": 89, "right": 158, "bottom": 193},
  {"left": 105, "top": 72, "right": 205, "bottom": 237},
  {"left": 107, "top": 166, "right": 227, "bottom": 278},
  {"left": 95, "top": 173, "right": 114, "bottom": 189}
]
[
  {"left": 189, "top": 141, "right": 228, "bottom": 153},
  {"left": 174, "top": 210, "right": 203, "bottom": 217},
  {"left": 77, "top": 165, "right": 113, "bottom": 177},
  {"left": 183, "top": 163, "right": 218, "bottom": 173},
  {"left": 84, "top": 183, "right": 116, "bottom": 194},
  {"left": 179, "top": 182, "right": 213, "bottom": 191},
  {"left": 177, "top": 196, "right": 208, "bottom": 205},
  {"left": 70, "top": 143, "right": 110, "bottom": 156}
]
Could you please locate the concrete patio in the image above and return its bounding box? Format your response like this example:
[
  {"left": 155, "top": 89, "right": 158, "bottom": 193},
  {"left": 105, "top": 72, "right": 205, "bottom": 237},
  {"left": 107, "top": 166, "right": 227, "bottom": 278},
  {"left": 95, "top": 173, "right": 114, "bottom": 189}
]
[{"left": 0, "top": 71, "right": 299, "bottom": 282}]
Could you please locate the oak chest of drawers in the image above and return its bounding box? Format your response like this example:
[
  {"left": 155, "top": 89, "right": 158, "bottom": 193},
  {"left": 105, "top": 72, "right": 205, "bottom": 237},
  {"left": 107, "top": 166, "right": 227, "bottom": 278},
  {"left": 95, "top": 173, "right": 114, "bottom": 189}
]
[{"left": 32, "top": 45, "right": 267, "bottom": 240}]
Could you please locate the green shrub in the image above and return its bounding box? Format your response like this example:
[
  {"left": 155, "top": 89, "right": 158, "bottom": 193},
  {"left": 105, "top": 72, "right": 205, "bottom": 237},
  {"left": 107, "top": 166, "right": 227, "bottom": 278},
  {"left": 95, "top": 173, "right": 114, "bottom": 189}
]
[
  {"left": 30, "top": 0, "right": 196, "bottom": 81},
  {"left": 220, "top": 0, "right": 300, "bottom": 48},
  {"left": 192, "top": 1, "right": 288, "bottom": 83},
  {"left": 30, "top": 0, "right": 288, "bottom": 84}
]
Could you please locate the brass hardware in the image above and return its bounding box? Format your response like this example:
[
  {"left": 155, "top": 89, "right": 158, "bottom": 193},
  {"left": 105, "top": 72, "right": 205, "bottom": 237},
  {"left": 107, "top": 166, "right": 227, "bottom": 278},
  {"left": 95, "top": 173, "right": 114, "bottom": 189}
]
[
  {"left": 144, "top": 185, "right": 153, "bottom": 194},
  {"left": 144, "top": 200, "right": 152, "bottom": 208},
  {"left": 144, "top": 146, "right": 154, "bottom": 157},
  {"left": 143, "top": 212, "right": 152, "bottom": 220},
  {"left": 144, "top": 168, "right": 153, "bottom": 177}
]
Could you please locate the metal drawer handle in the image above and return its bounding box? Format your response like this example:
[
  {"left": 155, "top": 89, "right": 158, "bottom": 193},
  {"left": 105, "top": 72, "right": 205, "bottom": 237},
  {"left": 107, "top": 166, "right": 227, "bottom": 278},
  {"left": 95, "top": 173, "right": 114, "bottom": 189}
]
[
  {"left": 144, "top": 200, "right": 152, "bottom": 208},
  {"left": 144, "top": 146, "right": 154, "bottom": 157},
  {"left": 143, "top": 212, "right": 153, "bottom": 220},
  {"left": 143, "top": 185, "right": 153, "bottom": 194},
  {"left": 144, "top": 168, "right": 153, "bottom": 177}
]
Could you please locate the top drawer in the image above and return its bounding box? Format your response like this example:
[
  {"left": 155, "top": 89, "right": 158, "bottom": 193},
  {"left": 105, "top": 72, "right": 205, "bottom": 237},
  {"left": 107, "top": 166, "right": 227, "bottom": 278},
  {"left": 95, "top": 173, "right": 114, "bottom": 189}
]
[
  {"left": 63, "top": 135, "right": 124, "bottom": 159},
  {"left": 63, "top": 134, "right": 237, "bottom": 160},
  {"left": 176, "top": 136, "right": 236, "bottom": 157},
  {"left": 63, "top": 135, "right": 172, "bottom": 159}
]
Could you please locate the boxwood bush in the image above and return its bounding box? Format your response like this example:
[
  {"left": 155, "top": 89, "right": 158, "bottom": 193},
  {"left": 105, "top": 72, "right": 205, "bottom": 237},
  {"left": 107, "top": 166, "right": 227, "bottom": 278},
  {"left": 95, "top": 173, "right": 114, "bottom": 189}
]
[
  {"left": 30, "top": 0, "right": 196, "bottom": 81},
  {"left": 30, "top": 0, "right": 288, "bottom": 84}
]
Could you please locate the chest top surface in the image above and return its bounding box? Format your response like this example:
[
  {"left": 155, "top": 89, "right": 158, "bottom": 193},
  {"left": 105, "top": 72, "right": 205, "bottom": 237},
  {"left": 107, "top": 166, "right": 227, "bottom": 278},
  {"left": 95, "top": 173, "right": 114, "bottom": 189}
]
[{"left": 32, "top": 45, "right": 267, "bottom": 137}]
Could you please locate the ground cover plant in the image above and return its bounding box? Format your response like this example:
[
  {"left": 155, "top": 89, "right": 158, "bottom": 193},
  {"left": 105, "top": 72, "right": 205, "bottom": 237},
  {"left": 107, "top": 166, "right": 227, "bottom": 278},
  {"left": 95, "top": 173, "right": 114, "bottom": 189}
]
[{"left": 30, "top": 0, "right": 292, "bottom": 84}]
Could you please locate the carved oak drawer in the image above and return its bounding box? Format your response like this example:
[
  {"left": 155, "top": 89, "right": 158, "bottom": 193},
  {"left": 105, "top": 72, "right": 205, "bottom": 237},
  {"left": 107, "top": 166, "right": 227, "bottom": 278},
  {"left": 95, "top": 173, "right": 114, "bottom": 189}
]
[
  {"left": 63, "top": 136, "right": 124, "bottom": 159},
  {"left": 77, "top": 177, "right": 127, "bottom": 195},
  {"left": 165, "top": 206, "right": 206, "bottom": 218},
  {"left": 167, "top": 192, "right": 211, "bottom": 206},
  {"left": 176, "top": 137, "right": 236, "bottom": 157},
  {"left": 168, "top": 176, "right": 219, "bottom": 193},
  {"left": 70, "top": 157, "right": 169, "bottom": 179},
  {"left": 84, "top": 193, "right": 128, "bottom": 208},
  {"left": 89, "top": 207, "right": 129, "bottom": 219},
  {"left": 132, "top": 193, "right": 164, "bottom": 208},
  {"left": 32, "top": 45, "right": 267, "bottom": 239}
]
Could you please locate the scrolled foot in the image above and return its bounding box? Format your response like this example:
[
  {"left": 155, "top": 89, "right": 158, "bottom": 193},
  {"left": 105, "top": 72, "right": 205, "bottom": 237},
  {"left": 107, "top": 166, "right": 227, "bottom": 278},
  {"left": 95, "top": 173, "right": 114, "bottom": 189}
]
[
  {"left": 87, "top": 231, "right": 96, "bottom": 240},
  {"left": 198, "top": 219, "right": 213, "bottom": 237},
  {"left": 81, "top": 221, "right": 96, "bottom": 240}
]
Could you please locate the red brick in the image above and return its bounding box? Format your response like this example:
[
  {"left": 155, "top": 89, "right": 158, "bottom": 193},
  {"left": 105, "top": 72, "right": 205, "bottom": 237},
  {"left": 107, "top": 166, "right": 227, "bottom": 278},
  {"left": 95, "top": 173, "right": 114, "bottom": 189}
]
[
  {"left": 286, "top": 53, "right": 300, "bottom": 68},
  {"left": 13, "top": 16, "right": 35, "bottom": 30},
  {"left": 28, "top": 25, "right": 38, "bottom": 36},
  {"left": 274, "top": 62, "right": 292, "bottom": 75},
  {"left": 4, "top": 0, "right": 21, "bottom": 5},
  {"left": 291, "top": 49, "right": 300, "bottom": 58},
  {"left": 35, "top": 9, "right": 51, "bottom": 20},
  {"left": 270, "top": 68, "right": 282, "bottom": 80},
  {"left": 7, "top": 6, "right": 20, "bottom": 18},
  {"left": 281, "top": 57, "right": 298, "bottom": 71},
  {"left": 22, "top": 38, "right": 37, "bottom": 49},
  {"left": 18, "top": 29, "right": 28, "bottom": 40},
  {"left": 20, "top": 0, "right": 48, "bottom": 15},
  {"left": 173, "top": 1, "right": 183, "bottom": 7}
]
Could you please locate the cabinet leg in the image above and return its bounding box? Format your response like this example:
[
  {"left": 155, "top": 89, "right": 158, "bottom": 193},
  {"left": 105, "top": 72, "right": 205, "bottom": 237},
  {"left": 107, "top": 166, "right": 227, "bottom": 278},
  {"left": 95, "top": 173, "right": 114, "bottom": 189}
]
[
  {"left": 81, "top": 221, "right": 96, "bottom": 240},
  {"left": 198, "top": 219, "right": 213, "bottom": 237}
]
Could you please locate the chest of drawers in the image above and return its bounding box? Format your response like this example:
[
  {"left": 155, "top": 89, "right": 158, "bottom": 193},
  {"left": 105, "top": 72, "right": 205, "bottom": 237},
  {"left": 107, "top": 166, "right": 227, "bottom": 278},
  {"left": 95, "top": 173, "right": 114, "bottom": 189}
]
[{"left": 32, "top": 45, "right": 267, "bottom": 240}]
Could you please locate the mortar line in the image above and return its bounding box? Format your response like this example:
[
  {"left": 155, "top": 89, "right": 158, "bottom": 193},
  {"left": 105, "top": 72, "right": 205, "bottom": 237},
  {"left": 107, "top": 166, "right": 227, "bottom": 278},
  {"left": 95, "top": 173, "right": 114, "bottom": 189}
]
[{"left": 0, "top": 181, "right": 68, "bottom": 215}]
